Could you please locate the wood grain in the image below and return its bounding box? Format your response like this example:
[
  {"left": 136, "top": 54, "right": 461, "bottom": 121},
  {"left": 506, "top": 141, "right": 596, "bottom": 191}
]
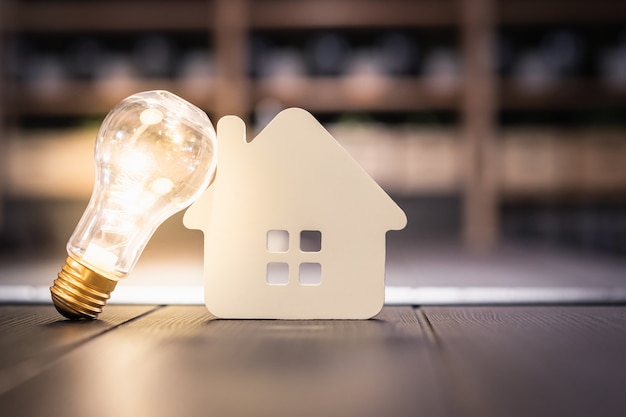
[
  {"left": 0, "top": 306, "right": 447, "bottom": 417},
  {"left": 424, "top": 306, "right": 626, "bottom": 417},
  {"left": 4, "top": 305, "right": 626, "bottom": 417},
  {"left": 0, "top": 305, "right": 159, "bottom": 395}
]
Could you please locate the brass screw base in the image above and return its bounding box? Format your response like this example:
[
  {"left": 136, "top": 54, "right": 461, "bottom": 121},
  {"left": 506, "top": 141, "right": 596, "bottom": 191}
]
[{"left": 50, "top": 256, "right": 118, "bottom": 320}]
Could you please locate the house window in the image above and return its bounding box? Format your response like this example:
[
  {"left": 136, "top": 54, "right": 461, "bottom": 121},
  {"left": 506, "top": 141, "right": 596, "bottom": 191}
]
[
  {"left": 299, "top": 262, "right": 322, "bottom": 285},
  {"left": 266, "top": 229, "right": 322, "bottom": 286},
  {"left": 267, "top": 262, "right": 289, "bottom": 285},
  {"left": 300, "top": 230, "right": 321, "bottom": 252},
  {"left": 267, "top": 230, "right": 289, "bottom": 252}
]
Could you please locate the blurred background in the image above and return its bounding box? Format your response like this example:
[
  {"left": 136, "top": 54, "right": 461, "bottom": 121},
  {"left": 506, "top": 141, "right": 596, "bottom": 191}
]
[{"left": 0, "top": 0, "right": 625, "bottom": 303}]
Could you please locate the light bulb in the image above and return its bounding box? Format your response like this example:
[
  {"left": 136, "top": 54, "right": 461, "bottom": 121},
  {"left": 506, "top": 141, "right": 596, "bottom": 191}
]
[{"left": 50, "top": 90, "right": 217, "bottom": 319}]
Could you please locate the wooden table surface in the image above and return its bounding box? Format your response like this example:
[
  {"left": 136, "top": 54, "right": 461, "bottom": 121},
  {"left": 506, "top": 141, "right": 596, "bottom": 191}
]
[{"left": 1, "top": 304, "right": 625, "bottom": 417}]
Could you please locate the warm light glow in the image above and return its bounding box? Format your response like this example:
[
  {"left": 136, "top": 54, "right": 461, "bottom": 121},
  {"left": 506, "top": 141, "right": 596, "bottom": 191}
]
[
  {"left": 51, "top": 90, "right": 217, "bottom": 319},
  {"left": 151, "top": 177, "right": 174, "bottom": 195},
  {"left": 117, "top": 149, "right": 152, "bottom": 179},
  {"left": 139, "top": 108, "right": 164, "bottom": 125},
  {"left": 76, "top": 90, "right": 216, "bottom": 276},
  {"left": 83, "top": 243, "right": 119, "bottom": 273}
]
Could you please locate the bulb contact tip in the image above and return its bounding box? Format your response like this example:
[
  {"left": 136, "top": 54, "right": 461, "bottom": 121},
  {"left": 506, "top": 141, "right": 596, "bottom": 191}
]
[{"left": 50, "top": 257, "right": 118, "bottom": 320}]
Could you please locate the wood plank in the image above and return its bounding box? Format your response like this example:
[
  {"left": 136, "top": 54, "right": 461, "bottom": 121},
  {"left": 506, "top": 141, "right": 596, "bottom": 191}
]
[
  {"left": 500, "top": 80, "right": 626, "bottom": 110},
  {"left": 9, "top": 80, "right": 216, "bottom": 117},
  {"left": 0, "top": 0, "right": 8, "bottom": 235},
  {"left": 0, "top": 305, "right": 160, "bottom": 395},
  {"left": 460, "top": 0, "right": 498, "bottom": 251},
  {"left": 0, "top": 306, "right": 448, "bottom": 417},
  {"left": 253, "top": 77, "right": 459, "bottom": 112},
  {"left": 499, "top": 0, "right": 626, "bottom": 24},
  {"left": 8, "top": 1, "right": 212, "bottom": 32},
  {"left": 213, "top": 0, "right": 250, "bottom": 119},
  {"left": 250, "top": 0, "right": 458, "bottom": 29},
  {"left": 424, "top": 306, "right": 626, "bottom": 417}
]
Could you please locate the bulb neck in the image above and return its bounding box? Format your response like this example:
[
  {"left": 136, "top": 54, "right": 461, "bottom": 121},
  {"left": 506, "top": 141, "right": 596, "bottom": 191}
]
[{"left": 51, "top": 256, "right": 118, "bottom": 320}]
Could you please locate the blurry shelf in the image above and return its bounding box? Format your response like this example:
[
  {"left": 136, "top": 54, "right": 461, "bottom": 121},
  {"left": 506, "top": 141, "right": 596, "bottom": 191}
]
[
  {"left": 3, "top": 0, "right": 626, "bottom": 252},
  {"left": 253, "top": 77, "right": 460, "bottom": 112},
  {"left": 5, "top": 1, "right": 213, "bottom": 32},
  {"left": 11, "top": 77, "right": 458, "bottom": 116},
  {"left": 499, "top": 188, "right": 626, "bottom": 201},
  {"left": 331, "top": 125, "right": 462, "bottom": 195},
  {"left": 499, "top": 0, "right": 626, "bottom": 25},
  {"left": 5, "top": 128, "right": 96, "bottom": 200},
  {"left": 9, "top": 79, "right": 215, "bottom": 116},
  {"left": 5, "top": 125, "right": 465, "bottom": 199},
  {"left": 497, "top": 129, "right": 626, "bottom": 198},
  {"left": 500, "top": 80, "right": 626, "bottom": 110},
  {"left": 7, "top": 0, "right": 460, "bottom": 33},
  {"left": 10, "top": 123, "right": 625, "bottom": 200},
  {"left": 12, "top": 0, "right": 626, "bottom": 33},
  {"left": 12, "top": 78, "right": 625, "bottom": 116},
  {"left": 249, "top": 0, "right": 458, "bottom": 29}
]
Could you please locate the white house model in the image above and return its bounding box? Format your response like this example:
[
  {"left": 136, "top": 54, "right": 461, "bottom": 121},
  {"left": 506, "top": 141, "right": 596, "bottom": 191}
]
[{"left": 184, "top": 108, "right": 407, "bottom": 319}]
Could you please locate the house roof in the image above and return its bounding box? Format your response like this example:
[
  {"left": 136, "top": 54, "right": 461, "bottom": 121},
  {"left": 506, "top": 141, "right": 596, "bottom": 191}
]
[{"left": 185, "top": 107, "right": 407, "bottom": 232}]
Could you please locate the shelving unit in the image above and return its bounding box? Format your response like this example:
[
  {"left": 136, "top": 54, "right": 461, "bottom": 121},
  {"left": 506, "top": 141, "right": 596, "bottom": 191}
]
[
  {"left": 499, "top": 80, "right": 626, "bottom": 109},
  {"left": 1, "top": 0, "right": 625, "bottom": 253}
]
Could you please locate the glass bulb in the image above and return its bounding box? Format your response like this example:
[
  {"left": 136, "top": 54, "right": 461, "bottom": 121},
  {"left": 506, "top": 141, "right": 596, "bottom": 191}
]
[{"left": 50, "top": 90, "right": 217, "bottom": 319}]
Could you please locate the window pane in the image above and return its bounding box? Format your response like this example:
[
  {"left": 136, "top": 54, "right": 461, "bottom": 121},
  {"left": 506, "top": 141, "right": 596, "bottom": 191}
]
[
  {"left": 267, "top": 230, "right": 289, "bottom": 252},
  {"left": 267, "top": 262, "right": 289, "bottom": 285},
  {"left": 299, "top": 262, "right": 321, "bottom": 286},
  {"left": 300, "top": 230, "right": 321, "bottom": 252}
]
